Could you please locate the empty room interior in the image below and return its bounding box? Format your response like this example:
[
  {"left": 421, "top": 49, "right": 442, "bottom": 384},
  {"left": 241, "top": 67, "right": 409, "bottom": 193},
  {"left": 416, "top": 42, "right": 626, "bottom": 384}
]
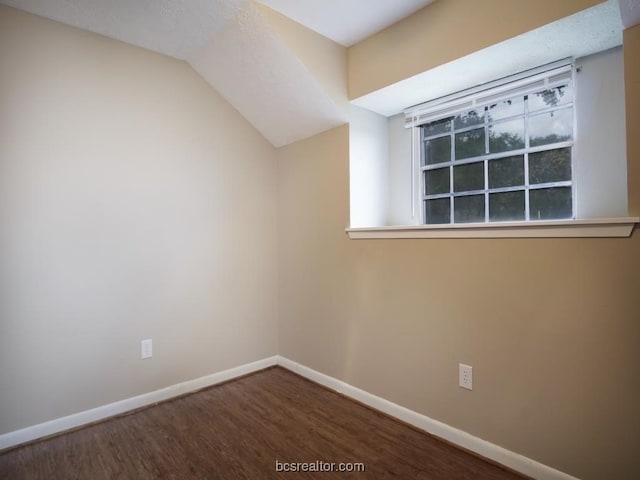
[{"left": 1, "top": 0, "right": 639, "bottom": 479}]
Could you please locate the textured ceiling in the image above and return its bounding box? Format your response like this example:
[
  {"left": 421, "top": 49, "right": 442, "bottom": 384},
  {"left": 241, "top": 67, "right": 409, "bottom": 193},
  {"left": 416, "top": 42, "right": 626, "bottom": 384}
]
[
  {"left": 1, "top": 1, "right": 637, "bottom": 146},
  {"left": 256, "top": 0, "right": 434, "bottom": 46},
  {"left": 189, "top": 2, "right": 346, "bottom": 147},
  {"left": 0, "top": 0, "right": 435, "bottom": 147},
  {"left": 0, "top": 0, "right": 248, "bottom": 60},
  {"left": 353, "top": 0, "right": 625, "bottom": 117},
  {"left": 0, "top": 0, "right": 349, "bottom": 147}
]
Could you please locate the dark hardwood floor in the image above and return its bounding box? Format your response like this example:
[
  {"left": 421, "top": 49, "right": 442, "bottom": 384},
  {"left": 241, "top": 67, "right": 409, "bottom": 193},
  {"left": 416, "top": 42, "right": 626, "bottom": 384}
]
[{"left": 0, "top": 367, "right": 528, "bottom": 479}]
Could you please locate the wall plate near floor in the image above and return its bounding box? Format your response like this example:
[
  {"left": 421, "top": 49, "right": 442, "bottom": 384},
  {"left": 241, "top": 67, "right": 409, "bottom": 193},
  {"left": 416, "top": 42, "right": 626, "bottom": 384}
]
[{"left": 459, "top": 363, "right": 472, "bottom": 390}]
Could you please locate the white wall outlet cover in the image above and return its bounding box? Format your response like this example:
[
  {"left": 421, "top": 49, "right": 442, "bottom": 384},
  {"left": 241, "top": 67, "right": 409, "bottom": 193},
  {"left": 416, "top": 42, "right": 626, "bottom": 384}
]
[
  {"left": 141, "top": 339, "right": 153, "bottom": 359},
  {"left": 459, "top": 363, "right": 473, "bottom": 390}
]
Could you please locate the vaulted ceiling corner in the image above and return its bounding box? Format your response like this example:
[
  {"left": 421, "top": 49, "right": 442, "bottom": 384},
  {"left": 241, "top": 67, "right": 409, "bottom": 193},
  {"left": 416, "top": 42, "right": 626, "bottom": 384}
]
[
  {"left": 187, "top": 1, "right": 348, "bottom": 147},
  {"left": 0, "top": 0, "right": 350, "bottom": 148}
]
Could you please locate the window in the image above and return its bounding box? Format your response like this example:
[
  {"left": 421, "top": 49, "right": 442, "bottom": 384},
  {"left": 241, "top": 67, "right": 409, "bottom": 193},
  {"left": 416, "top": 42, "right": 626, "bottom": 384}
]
[
  {"left": 408, "top": 61, "right": 575, "bottom": 225},
  {"left": 348, "top": 48, "right": 634, "bottom": 238}
]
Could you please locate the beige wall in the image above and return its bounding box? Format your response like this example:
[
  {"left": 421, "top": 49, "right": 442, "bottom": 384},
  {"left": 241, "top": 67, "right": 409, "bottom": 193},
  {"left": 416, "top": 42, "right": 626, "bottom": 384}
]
[
  {"left": 348, "top": 0, "right": 602, "bottom": 99},
  {"left": 278, "top": 127, "right": 640, "bottom": 480},
  {"left": 0, "top": 6, "right": 278, "bottom": 434},
  {"left": 278, "top": 4, "right": 640, "bottom": 480},
  {"left": 625, "top": 24, "right": 640, "bottom": 216}
]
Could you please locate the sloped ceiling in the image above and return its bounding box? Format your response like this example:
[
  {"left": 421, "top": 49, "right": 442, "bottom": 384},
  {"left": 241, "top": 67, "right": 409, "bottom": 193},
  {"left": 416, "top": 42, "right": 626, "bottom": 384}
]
[
  {"left": 187, "top": 1, "right": 347, "bottom": 147},
  {"left": 1, "top": 0, "right": 638, "bottom": 146},
  {"left": 0, "top": 0, "right": 247, "bottom": 59},
  {"left": 0, "top": 0, "right": 351, "bottom": 147},
  {"left": 353, "top": 0, "right": 625, "bottom": 117},
  {"left": 257, "top": 0, "right": 434, "bottom": 47}
]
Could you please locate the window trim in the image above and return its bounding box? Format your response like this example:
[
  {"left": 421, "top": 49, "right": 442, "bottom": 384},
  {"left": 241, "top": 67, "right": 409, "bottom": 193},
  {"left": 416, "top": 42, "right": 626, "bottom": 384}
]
[
  {"left": 407, "top": 60, "right": 576, "bottom": 226},
  {"left": 404, "top": 59, "right": 573, "bottom": 128},
  {"left": 345, "top": 217, "right": 639, "bottom": 239}
]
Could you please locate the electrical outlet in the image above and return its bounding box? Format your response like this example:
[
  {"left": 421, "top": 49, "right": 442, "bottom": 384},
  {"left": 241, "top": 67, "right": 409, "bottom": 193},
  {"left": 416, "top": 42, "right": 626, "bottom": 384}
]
[
  {"left": 141, "top": 339, "right": 153, "bottom": 359},
  {"left": 459, "top": 363, "right": 472, "bottom": 390}
]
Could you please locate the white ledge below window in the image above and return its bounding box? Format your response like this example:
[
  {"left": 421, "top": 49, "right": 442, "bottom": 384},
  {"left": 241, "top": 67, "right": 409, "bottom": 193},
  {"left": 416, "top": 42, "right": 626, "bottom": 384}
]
[{"left": 346, "top": 217, "right": 639, "bottom": 239}]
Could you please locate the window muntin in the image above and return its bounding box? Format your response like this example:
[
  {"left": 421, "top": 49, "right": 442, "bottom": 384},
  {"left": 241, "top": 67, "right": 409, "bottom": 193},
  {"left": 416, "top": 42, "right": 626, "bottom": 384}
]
[{"left": 420, "top": 75, "right": 574, "bottom": 225}]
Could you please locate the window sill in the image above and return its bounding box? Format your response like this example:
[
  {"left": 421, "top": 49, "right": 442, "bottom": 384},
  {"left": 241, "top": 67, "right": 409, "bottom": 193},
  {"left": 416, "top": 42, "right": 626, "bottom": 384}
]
[{"left": 345, "top": 217, "right": 639, "bottom": 239}]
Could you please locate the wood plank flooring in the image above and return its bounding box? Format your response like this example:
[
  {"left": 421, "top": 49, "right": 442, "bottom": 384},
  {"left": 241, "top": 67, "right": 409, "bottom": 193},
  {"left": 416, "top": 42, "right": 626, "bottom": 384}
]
[{"left": 0, "top": 366, "right": 528, "bottom": 479}]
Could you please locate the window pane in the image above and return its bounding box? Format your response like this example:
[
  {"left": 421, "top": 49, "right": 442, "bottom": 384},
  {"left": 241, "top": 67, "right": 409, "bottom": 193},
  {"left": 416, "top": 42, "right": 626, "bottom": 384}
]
[
  {"left": 529, "top": 108, "right": 572, "bottom": 147},
  {"left": 425, "top": 198, "right": 450, "bottom": 224},
  {"left": 529, "top": 187, "right": 572, "bottom": 220},
  {"left": 529, "top": 148, "right": 571, "bottom": 184},
  {"left": 424, "top": 136, "right": 451, "bottom": 165},
  {"left": 454, "top": 195, "right": 485, "bottom": 223},
  {"left": 488, "top": 155, "right": 524, "bottom": 188},
  {"left": 454, "top": 108, "right": 484, "bottom": 129},
  {"left": 423, "top": 117, "right": 452, "bottom": 137},
  {"left": 528, "top": 84, "right": 572, "bottom": 112},
  {"left": 454, "top": 162, "right": 484, "bottom": 192},
  {"left": 455, "top": 128, "right": 485, "bottom": 160},
  {"left": 489, "top": 118, "right": 525, "bottom": 153},
  {"left": 489, "top": 191, "right": 525, "bottom": 221},
  {"left": 424, "top": 168, "right": 450, "bottom": 195},
  {"left": 486, "top": 96, "right": 524, "bottom": 121}
]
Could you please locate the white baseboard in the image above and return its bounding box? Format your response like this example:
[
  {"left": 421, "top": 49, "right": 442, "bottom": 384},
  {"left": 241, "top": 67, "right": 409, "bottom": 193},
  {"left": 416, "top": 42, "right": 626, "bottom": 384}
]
[
  {"left": 277, "top": 356, "right": 579, "bottom": 480},
  {"left": 0, "top": 354, "right": 579, "bottom": 480},
  {"left": 0, "top": 356, "right": 278, "bottom": 451}
]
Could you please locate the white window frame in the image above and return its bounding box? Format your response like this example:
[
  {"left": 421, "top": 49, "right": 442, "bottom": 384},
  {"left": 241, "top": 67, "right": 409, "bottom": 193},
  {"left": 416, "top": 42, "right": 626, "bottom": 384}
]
[
  {"left": 346, "top": 52, "right": 638, "bottom": 239},
  {"left": 406, "top": 60, "right": 575, "bottom": 225}
]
